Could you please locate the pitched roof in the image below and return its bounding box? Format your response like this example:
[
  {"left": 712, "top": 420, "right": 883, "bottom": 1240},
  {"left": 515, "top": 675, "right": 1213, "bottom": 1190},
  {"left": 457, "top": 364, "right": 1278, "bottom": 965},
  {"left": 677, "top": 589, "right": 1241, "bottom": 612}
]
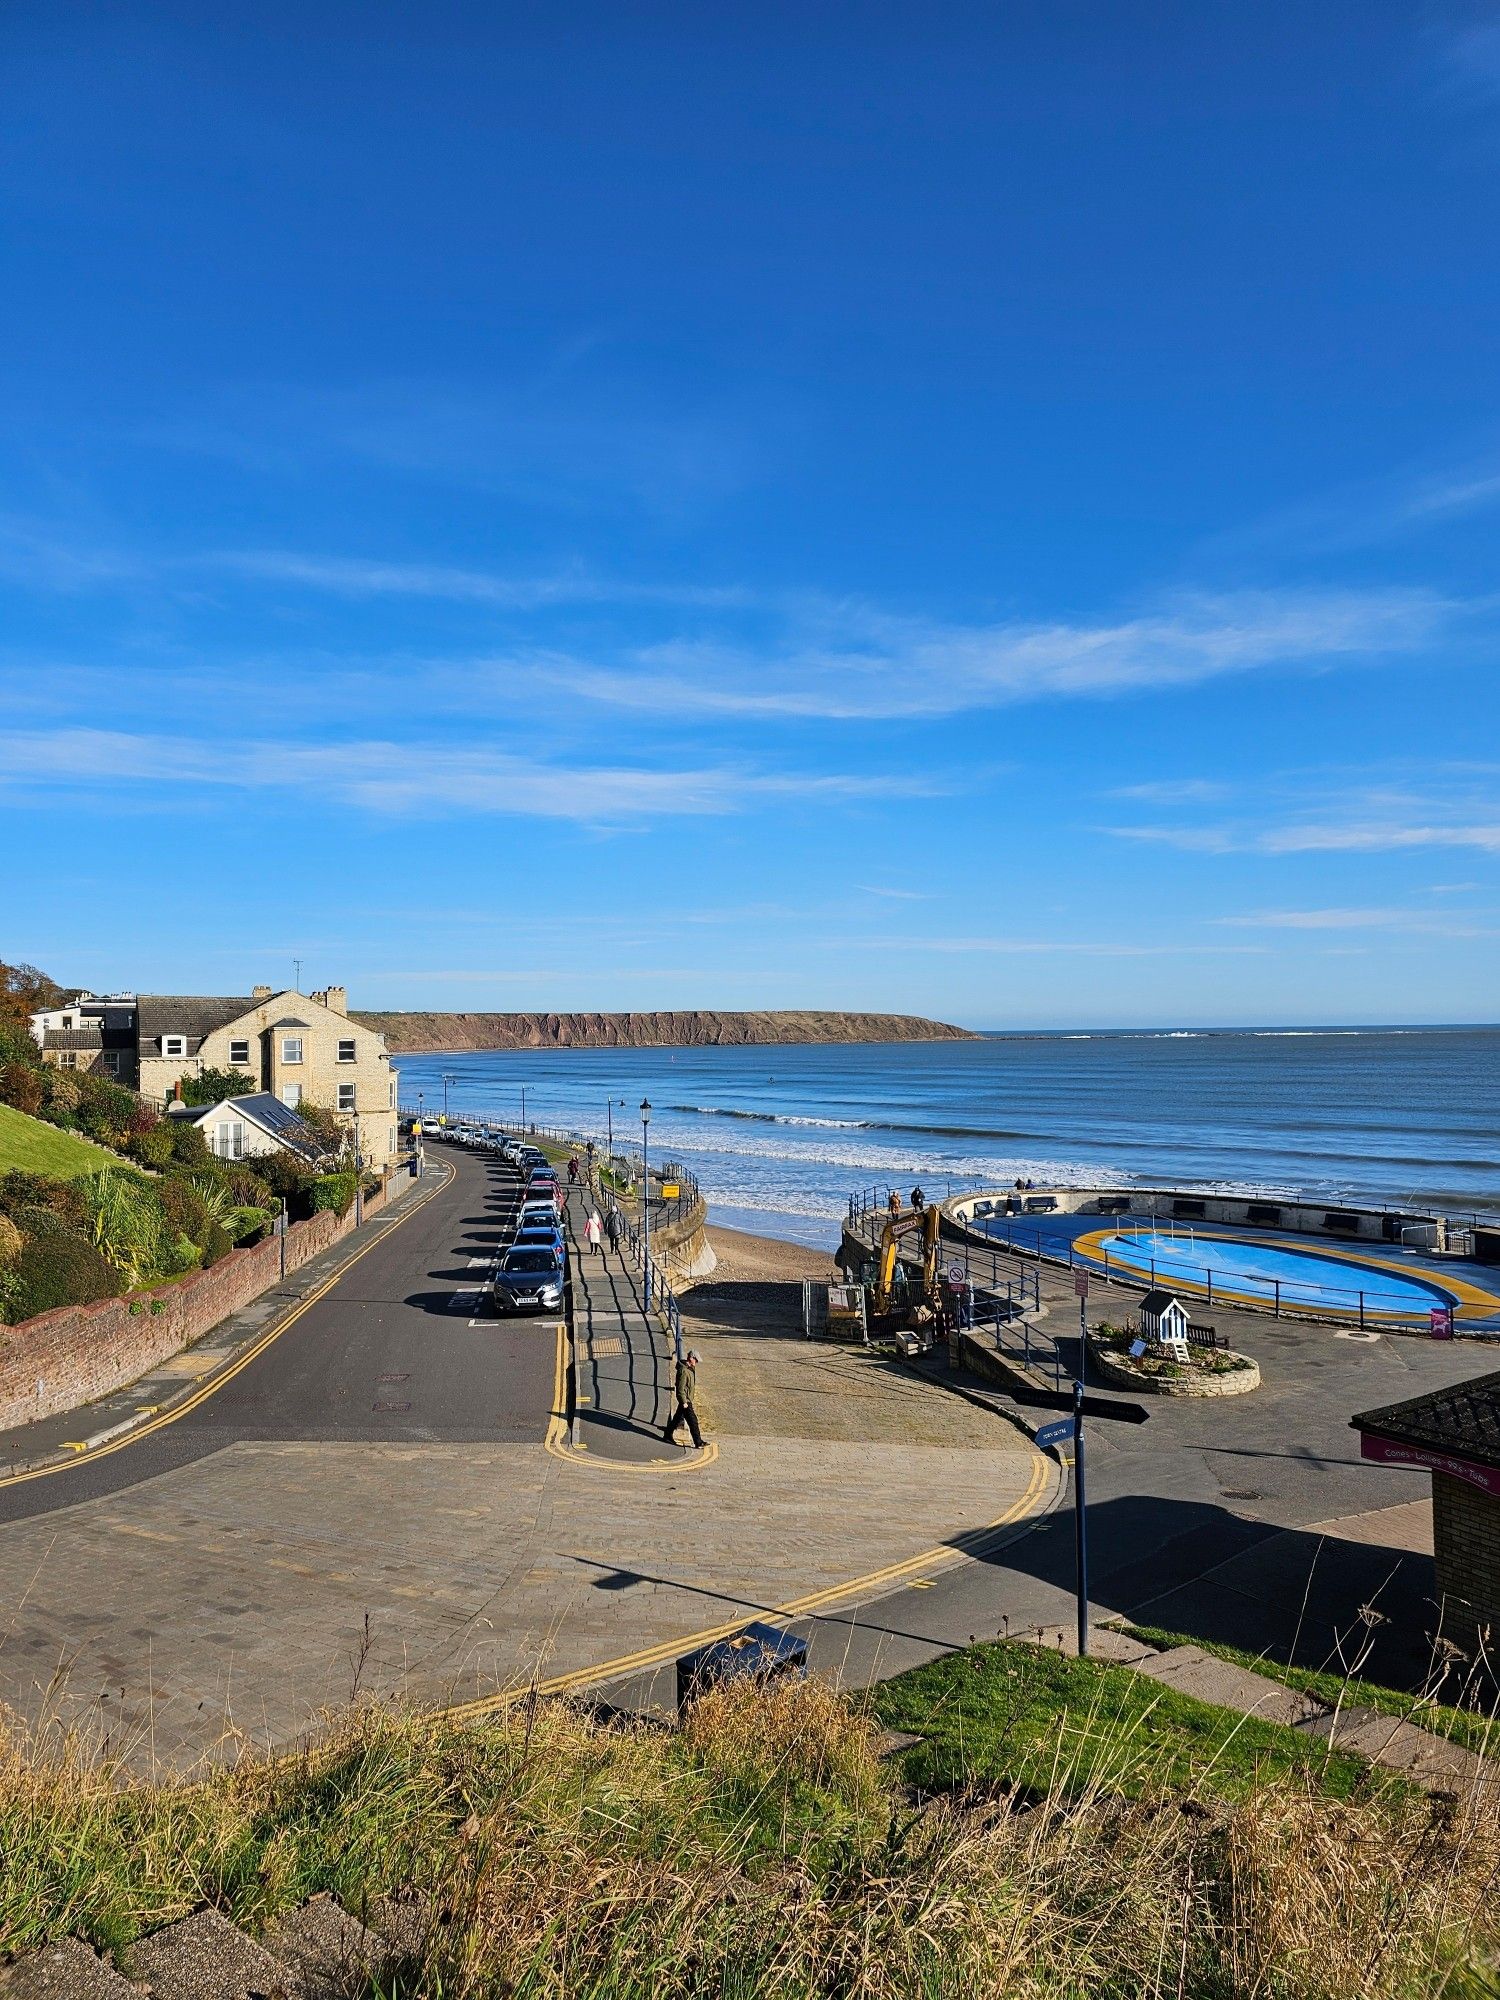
[
  {"left": 1140, "top": 1289, "right": 1187, "bottom": 1316},
  {"left": 137, "top": 995, "right": 254, "bottom": 1046},
  {"left": 1352, "top": 1369, "right": 1500, "bottom": 1474},
  {"left": 43, "top": 1027, "right": 103, "bottom": 1049},
  {"left": 187, "top": 1091, "right": 328, "bottom": 1162}
]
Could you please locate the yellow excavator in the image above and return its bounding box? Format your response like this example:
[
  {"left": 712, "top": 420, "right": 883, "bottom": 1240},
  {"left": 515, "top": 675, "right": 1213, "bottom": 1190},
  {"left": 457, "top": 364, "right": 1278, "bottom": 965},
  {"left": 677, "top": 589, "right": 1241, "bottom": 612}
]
[{"left": 873, "top": 1203, "right": 942, "bottom": 1314}]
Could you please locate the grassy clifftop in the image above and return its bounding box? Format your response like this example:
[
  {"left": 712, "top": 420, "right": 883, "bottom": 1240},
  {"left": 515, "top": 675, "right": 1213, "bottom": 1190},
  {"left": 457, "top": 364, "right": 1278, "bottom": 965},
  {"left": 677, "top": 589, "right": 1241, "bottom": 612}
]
[
  {"left": 3, "top": 1652, "right": 1495, "bottom": 1996},
  {"left": 0, "top": 1103, "right": 118, "bottom": 1181},
  {"left": 357, "top": 1008, "right": 978, "bottom": 1053}
]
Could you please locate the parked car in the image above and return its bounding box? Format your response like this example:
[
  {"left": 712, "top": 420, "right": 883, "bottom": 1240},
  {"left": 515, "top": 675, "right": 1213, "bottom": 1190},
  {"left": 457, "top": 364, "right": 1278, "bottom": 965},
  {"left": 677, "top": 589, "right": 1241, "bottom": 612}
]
[
  {"left": 517, "top": 1199, "right": 562, "bottom": 1230},
  {"left": 493, "top": 1247, "right": 564, "bottom": 1315},
  {"left": 513, "top": 1223, "right": 566, "bottom": 1259}
]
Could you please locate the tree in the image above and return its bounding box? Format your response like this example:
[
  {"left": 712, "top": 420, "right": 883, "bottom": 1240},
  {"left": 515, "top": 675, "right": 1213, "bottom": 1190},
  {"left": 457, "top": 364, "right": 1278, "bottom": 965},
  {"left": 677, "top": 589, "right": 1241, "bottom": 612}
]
[
  {"left": 176, "top": 1067, "right": 258, "bottom": 1107},
  {"left": 0, "top": 962, "right": 64, "bottom": 1034}
]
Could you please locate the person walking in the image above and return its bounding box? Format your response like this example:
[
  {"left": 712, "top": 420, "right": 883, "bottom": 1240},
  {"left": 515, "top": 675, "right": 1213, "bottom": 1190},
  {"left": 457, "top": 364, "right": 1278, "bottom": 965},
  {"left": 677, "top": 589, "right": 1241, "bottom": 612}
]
[
  {"left": 887, "top": 1189, "right": 901, "bottom": 1219},
  {"left": 910, "top": 1185, "right": 926, "bottom": 1214},
  {"left": 663, "top": 1348, "right": 704, "bottom": 1448},
  {"left": 605, "top": 1205, "right": 623, "bottom": 1250},
  {"left": 584, "top": 1208, "right": 604, "bottom": 1255},
  {"left": 568, "top": 1155, "right": 580, "bottom": 1186}
]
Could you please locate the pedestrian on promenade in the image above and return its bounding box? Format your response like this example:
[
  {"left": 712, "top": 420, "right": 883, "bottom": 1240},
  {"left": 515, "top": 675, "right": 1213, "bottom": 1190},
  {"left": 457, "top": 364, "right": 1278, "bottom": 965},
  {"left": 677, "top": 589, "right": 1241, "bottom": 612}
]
[
  {"left": 911, "top": 1185, "right": 926, "bottom": 1214},
  {"left": 568, "top": 1155, "right": 580, "bottom": 1186},
  {"left": 663, "top": 1349, "right": 704, "bottom": 1447},
  {"left": 584, "top": 1209, "right": 603, "bottom": 1254},
  {"left": 605, "top": 1205, "right": 623, "bottom": 1249},
  {"left": 887, "top": 1189, "right": 901, "bottom": 1219}
]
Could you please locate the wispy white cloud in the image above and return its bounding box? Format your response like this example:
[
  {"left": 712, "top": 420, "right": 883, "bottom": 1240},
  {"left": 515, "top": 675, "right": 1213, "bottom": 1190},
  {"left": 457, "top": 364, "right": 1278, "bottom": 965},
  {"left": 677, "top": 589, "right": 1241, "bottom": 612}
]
[
  {"left": 520, "top": 586, "right": 1457, "bottom": 721},
  {"left": 203, "top": 549, "right": 747, "bottom": 611},
  {"left": 1215, "top": 906, "right": 1499, "bottom": 937},
  {"left": 1105, "top": 769, "right": 1500, "bottom": 859},
  {"left": 0, "top": 727, "right": 930, "bottom": 822}
]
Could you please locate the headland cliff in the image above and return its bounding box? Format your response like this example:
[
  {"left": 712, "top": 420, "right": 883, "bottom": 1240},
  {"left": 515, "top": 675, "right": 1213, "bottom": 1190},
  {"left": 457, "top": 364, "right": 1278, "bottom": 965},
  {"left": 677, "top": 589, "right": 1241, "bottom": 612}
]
[{"left": 356, "top": 1009, "right": 976, "bottom": 1053}]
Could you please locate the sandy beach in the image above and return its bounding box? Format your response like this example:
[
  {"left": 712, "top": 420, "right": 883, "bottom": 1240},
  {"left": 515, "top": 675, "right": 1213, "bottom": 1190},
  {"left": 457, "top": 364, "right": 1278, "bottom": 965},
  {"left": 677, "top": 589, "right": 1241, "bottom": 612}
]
[{"left": 700, "top": 1219, "right": 841, "bottom": 1285}]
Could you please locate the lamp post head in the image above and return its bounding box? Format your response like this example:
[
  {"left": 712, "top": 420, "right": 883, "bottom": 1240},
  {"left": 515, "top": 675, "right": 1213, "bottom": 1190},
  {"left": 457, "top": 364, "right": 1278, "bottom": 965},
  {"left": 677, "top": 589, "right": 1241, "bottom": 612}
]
[{"left": 640, "top": 1098, "right": 651, "bottom": 1126}]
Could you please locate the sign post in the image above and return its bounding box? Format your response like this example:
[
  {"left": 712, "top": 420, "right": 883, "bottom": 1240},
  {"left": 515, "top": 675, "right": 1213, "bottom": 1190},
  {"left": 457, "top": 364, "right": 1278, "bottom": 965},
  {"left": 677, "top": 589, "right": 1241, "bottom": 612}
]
[
  {"left": 1072, "top": 1379, "right": 1088, "bottom": 1657},
  {"left": 1075, "top": 1270, "right": 1089, "bottom": 1383},
  {"left": 1033, "top": 1382, "right": 1090, "bottom": 1658}
]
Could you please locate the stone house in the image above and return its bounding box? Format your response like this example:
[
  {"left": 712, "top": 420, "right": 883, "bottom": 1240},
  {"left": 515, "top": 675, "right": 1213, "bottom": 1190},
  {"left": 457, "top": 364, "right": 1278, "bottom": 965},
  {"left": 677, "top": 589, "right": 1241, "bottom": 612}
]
[
  {"left": 137, "top": 985, "right": 399, "bottom": 1169},
  {"left": 28, "top": 993, "right": 139, "bottom": 1086}
]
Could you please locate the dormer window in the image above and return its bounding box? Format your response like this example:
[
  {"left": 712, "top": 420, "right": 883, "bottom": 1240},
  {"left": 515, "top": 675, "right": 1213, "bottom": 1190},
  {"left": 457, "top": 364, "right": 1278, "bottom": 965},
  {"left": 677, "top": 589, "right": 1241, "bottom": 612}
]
[{"left": 161, "top": 1035, "right": 187, "bottom": 1059}]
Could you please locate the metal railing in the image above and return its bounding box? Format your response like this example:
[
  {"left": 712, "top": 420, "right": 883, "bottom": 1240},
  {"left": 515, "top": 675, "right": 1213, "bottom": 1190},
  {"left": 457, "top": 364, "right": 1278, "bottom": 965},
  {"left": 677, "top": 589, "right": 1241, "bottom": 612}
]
[{"left": 967, "top": 1211, "right": 1500, "bottom": 1335}]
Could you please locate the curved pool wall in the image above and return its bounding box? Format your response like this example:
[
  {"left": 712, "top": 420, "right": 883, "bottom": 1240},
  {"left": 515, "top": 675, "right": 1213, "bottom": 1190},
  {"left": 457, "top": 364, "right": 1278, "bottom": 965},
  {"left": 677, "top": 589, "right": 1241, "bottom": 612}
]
[{"left": 944, "top": 1185, "right": 1500, "bottom": 1330}]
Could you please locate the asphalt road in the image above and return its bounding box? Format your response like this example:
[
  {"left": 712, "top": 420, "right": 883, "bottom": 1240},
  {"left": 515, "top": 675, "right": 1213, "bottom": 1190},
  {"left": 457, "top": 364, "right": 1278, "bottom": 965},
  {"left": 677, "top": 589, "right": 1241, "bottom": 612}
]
[{"left": 0, "top": 1146, "right": 557, "bottom": 1524}]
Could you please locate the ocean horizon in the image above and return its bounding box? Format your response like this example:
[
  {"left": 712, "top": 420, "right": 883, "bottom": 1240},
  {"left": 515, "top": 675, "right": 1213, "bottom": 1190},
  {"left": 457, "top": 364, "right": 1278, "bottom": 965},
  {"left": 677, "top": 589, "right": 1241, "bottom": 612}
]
[{"left": 394, "top": 1022, "right": 1500, "bottom": 1251}]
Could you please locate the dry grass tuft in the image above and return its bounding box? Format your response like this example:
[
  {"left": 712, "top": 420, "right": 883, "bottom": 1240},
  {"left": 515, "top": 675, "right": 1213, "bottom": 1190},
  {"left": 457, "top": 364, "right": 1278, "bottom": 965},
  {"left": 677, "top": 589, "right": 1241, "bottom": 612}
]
[{"left": 0, "top": 1675, "right": 1497, "bottom": 1996}]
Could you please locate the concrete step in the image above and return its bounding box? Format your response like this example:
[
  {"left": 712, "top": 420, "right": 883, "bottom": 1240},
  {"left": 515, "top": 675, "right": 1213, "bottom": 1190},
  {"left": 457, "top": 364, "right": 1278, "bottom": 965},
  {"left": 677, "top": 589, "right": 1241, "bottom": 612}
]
[
  {"left": 121, "top": 1909, "right": 295, "bottom": 2000},
  {"left": 1296, "top": 1705, "right": 1494, "bottom": 1790},
  {"left": 1129, "top": 1644, "right": 1321, "bottom": 1729},
  {"left": 0, "top": 1939, "right": 142, "bottom": 1999},
  {"left": 259, "top": 1897, "right": 393, "bottom": 1999}
]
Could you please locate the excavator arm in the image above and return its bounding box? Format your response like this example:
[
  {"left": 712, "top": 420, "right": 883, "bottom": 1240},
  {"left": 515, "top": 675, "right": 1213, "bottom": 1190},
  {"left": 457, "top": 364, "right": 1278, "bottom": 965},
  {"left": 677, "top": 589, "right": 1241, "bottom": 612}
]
[{"left": 873, "top": 1205, "right": 943, "bottom": 1313}]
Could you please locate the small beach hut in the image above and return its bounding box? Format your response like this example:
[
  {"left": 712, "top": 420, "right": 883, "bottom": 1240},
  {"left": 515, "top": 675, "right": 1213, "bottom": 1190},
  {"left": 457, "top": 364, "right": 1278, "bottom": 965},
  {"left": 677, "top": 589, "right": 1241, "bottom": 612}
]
[{"left": 1140, "top": 1289, "right": 1191, "bottom": 1356}]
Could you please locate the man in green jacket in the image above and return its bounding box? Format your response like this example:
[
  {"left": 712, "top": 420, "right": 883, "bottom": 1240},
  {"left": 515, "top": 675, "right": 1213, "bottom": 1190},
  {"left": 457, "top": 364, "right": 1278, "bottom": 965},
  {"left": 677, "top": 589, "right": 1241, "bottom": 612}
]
[{"left": 663, "top": 1348, "right": 704, "bottom": 1448}]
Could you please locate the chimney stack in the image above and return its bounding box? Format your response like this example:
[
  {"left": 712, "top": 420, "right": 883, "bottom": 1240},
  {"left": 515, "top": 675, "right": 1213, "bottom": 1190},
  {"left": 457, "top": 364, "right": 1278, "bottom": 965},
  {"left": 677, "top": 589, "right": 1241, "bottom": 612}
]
[
  {"left": 319, "top": 984, "right": 348, "bottom": 1015},
  {"left": 252, "top": 984, "right": 273, "bottom": 1003}
]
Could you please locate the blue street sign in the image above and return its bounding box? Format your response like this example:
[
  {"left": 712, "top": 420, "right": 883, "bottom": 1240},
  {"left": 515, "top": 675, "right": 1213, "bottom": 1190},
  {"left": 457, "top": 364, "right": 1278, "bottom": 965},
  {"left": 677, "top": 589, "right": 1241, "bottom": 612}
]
[{"left": 1033, "top": 1417, "right": 1075, "bottom": 1453}]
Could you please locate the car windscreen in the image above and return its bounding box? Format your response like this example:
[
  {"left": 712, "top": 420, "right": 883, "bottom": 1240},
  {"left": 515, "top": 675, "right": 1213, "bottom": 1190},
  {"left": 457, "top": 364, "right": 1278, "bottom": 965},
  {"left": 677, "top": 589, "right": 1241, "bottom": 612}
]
[{"left": 503, "top": 1250, "right": 559, "bottom": 1272}]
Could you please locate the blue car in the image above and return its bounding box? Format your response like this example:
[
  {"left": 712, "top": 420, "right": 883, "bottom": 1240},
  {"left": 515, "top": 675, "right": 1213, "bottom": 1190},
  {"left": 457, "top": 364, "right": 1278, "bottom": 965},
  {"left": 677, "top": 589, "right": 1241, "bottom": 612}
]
[{"left": 513, "top": 1222, "right": 566, "bottom": 1260}]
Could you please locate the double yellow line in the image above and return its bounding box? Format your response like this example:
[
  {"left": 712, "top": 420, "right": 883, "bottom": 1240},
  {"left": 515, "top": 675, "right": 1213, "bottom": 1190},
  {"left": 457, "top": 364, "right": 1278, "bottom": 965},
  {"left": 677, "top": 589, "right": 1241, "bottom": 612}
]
[
  {"left": 443, "top": 1446, "right": 1052, "bottom": 1718},
  {"left": 0, "top": 1163, "right": 454, "bottom": 1494},
  {"left": 545, "top": 1313, "right": 719, "bottom": 1472}
]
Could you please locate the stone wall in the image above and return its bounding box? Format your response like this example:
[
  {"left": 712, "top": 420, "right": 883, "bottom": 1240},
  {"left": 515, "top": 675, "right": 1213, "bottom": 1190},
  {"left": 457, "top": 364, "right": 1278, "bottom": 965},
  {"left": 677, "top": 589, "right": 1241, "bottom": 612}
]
[
  {"left": 651, "top": 1193, "right": 717, "bottom": 1287},
  {"left": 0, "top": 1175, "right": 399, "bottom": 1433},
  {"left": 1432, "top": 1471, "right": 1500, "bottom": 1653}
]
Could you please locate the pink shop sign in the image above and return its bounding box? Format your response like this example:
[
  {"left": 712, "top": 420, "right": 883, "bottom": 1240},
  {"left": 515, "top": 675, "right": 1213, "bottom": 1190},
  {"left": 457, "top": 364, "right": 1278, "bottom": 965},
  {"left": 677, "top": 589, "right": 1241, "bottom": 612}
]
[{"left": 1360, "top": 1432, "right": 1500, "bottom": 1498}]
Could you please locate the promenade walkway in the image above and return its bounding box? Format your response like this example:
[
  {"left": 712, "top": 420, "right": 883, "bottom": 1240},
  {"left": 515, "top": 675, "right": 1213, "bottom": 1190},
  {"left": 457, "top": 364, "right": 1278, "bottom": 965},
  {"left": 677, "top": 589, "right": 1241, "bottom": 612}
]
[{"left": 562, "top": 1177, "right": 690, "bottom": 1465}]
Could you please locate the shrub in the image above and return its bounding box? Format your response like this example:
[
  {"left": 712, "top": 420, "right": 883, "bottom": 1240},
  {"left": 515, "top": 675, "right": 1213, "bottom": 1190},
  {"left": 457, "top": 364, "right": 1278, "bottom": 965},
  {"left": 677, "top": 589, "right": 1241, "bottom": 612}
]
[
  {"left": 155, "top": 1177, "right": 210, "bottom": 1247},
  {"left": 0, "top": 1062, "right": 44, "bottom": 1117},
  {"left": 72, "top": 1075, "right": 139, "bottom": 1144},
  {"left": 5, "top": 1224, "right": 122, "bottom": 1322},
  {"left": 126, "top": 1125, "right": 175, "bottom": 1171},
  {"left": 42, "top": 1071, "right": 81, "bottom": 1124},
  {"left": 0, "top": 1214, "right": 21, "bottom": 1267},
  {"left": 166, "top": 1120, "right": 211, "bottom": 1168},
  {"left": 310, "top": 1171, "right": 357, "bottom": 1217},
  {"left": 0, "top": 1175, "right": 90, "bottom": 1232},
  {"left": 176, "top": 1067, "right": 258, "bottom": 1107},
  {"left": 226, "top": 1205, "right": 271, "bottom": 1246},
  {"left": 199, "top": 1220, "right": 234, "bottom": 1267}
]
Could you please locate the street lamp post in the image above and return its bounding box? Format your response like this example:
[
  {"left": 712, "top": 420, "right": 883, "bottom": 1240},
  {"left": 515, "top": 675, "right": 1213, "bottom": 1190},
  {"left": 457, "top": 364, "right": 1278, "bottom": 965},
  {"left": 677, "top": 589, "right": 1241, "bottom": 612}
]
[
  {"left": 640, "top": 1098, "right": 652, "bottom": 1289},
  {"left": 442, "top": 1071, "right": 457, "bottom": 1125},
  {"left": 520, "top": 1083, "right": 527, "bottom": 1135}
]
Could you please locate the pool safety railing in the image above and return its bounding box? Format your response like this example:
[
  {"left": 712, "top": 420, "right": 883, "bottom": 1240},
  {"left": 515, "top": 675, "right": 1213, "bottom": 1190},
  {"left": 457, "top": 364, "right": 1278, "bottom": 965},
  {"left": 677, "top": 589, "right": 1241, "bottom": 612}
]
[{"left": 967, "top": 1212, "right": 1499, "bottom": 1335}]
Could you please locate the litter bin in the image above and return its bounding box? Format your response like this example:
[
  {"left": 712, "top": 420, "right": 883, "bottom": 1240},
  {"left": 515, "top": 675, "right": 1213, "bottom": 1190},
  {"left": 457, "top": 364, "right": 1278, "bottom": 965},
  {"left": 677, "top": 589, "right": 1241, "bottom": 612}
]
[{"left": 675, "top": 1620, "right": 808, "bottom": 1712}]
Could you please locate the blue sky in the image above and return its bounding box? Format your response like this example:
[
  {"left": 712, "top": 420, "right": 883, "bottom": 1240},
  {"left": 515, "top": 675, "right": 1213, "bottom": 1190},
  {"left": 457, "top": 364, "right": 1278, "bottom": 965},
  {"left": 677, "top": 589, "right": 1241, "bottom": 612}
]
[{"left": 4, "top": 2, "right": 1500, "bottom": 1028}]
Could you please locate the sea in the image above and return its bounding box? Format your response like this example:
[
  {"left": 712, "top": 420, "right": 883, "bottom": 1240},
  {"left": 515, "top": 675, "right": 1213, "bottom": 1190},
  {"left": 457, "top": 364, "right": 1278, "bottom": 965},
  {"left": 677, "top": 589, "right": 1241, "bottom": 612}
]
[{"left": 392, "top": 1027, "right": 1500, "bottom": 1251}]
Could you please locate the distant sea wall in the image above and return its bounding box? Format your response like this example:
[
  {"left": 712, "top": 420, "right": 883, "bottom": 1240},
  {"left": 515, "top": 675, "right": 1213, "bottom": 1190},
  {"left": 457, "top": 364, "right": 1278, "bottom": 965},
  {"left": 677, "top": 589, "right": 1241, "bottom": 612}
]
[{"left": 359, "top": 1009, "right": 977, "bottom": 1053}]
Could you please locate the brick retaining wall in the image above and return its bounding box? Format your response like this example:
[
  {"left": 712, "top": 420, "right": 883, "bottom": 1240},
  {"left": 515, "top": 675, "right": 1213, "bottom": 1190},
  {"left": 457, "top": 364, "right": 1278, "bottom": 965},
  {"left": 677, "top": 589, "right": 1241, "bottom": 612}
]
[
  {"left": 1432, "top": 1470, "right": 1500, "bottom": 1654},
  {"left": 0, "top": 1176, "right": 399, "bottom": 1433}
]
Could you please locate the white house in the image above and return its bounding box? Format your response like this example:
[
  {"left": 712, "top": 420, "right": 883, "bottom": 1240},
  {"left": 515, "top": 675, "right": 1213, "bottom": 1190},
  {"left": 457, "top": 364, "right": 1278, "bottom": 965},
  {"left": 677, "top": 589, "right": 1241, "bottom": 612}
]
[{"left": 183, "top": 1092, "right": 330, "bottom": 1165}]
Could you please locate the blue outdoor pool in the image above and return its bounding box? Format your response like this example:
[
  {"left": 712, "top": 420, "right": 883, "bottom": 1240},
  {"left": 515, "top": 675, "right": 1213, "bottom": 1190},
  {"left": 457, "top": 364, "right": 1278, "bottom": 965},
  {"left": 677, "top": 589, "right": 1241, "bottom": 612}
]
[
  {"left": 973, "top": 1209, "right": 1500, "bottom": 1324},
  {"left": 1090, "top": 1226, "right": 1451, "bottom": 1317}
]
